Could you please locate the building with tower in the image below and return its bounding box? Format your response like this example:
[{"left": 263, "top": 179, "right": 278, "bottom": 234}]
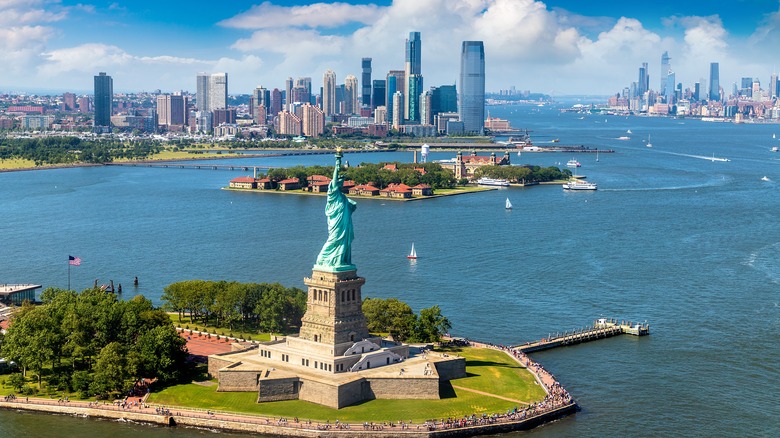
[
  {"left": 208, "top": 151, "right": 465, "bottom": 409},
  {"left": 459, "top": 41, "right": 485, "bottom": 135},
  {"left": 93, "top": 72, "right": 113, "bottom": 133}
]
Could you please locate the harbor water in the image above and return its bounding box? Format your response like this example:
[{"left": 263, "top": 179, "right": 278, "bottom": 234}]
[{"left": 1, "top": 104, "right": 779, "bottom": 436}]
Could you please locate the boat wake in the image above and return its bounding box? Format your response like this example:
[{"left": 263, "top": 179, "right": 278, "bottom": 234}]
[
  {"left": 603, "top": 177, "right": 731, "bottom": 192},
  {"left": 744, "top": 242, "right": 780, "bottom": 284}
]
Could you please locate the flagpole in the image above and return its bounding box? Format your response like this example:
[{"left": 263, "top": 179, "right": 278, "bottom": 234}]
[{"left": 68, "top": 258, "right": 71, "bottom": 291}]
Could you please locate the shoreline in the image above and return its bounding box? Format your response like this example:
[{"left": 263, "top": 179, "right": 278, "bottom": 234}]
[
  {"left": 0, "top": 343, "right": 576, "bottom": 437},
  {"left": 223, "top": 186, "right": 497, "bottom": 201}
]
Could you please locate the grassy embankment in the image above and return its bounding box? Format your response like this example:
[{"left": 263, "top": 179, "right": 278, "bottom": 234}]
[
  {"left": 169, "top": 313, "right": 273, "bottom": 342},
  {"left": 147, "top": 346, "right": 546, "bottom": 422},
  {"left": 0, "top": 150, "right": 241, "bottom": 171},
  {"left": 0, "top": 158, "right": 37, "bottom": 169}
]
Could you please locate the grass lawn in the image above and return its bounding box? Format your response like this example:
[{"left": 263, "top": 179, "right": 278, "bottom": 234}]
[
  {"left": 115, "top": 150, "right": 240, "bottom": 162},
  {"left": 147, "top": 347, "right": 545, "bottom": 422},
  {"left": 435, "top": 186, "right": 495, "bottom": 195},
  {"left": 0, "top": 158, "right": 41, "bottom": 169}
]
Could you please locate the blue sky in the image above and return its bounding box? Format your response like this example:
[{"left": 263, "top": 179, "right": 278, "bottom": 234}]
[{"left": 2, "top": 0, "right": 780, "bottom": 95}]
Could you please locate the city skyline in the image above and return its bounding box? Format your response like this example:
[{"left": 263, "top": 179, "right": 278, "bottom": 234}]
[{"left": 2, "top": 1, "right": 780, "bottom": 95}]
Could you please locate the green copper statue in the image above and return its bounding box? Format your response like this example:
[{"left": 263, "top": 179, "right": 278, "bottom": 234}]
[{"left": 315, "top": 148, "right": 357, "bottom": 272}]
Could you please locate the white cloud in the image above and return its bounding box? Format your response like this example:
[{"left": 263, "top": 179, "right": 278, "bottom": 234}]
[{"left": 219, "top": 1, "right": 384, "bottom": 29}]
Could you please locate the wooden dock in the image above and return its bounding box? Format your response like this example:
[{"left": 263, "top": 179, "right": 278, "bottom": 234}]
[{"left": 515, "top": 318, "right": 649, "bottom": 353}]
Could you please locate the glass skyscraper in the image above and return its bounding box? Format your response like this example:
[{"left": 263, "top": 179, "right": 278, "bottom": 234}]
[
  {"left": 361, "top": 58, "right": 372, "bottom": 108},
  {"left": 93, "top": 72, "right": 113, "bottom": 133},
  {"left": 405, "top": 31, "right": 422, "bottom": 121},
  {"left": 709, "top": 62, "right": 720, "bottom": 101},
  {"left": 459, "top": 41, "right": 485, "bottom": 135}
]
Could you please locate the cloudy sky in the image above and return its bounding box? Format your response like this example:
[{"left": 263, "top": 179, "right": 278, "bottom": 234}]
[{"left": 2, "top": 0, "right": 780, "bottom": 96}]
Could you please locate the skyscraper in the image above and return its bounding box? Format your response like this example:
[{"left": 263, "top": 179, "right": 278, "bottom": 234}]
[
  {"left": 459, "top": 41, "right": 485, "bottom": 135},
  {"left": 196, "top": 73, "right": 209, "bottom": 112},
  {"left": 770, "top": 73, "right": 779, "bottom": 99},
  {"left": 638, "top": 62, "right": 648, "bottom": 96},
  {"left": 252, "top": 86, "right": 270, "bottom": 123},
  {"left": 361, "top": 58, "right": 372, "bottom": 108},
  {"left": 407, "top": 74, "right": 423, "bottom": 122},
  {"left": 404, "top": 32, "right": 422, "bottom": 121},
  {"left": 385, "top": 70, "right": 405, "bottom": 124},
  {"left": 93, "top": 72, "right": 113, "bottom": 133},
  {"left": 209, "top": 73, "right": 228, "bottom": 111},
  {"left": 344, "top": 74, "right": 359, "bottom": 115},
  {"left": 156, "top": 93, "right": 186, "bottom": 127},
  {"left": 323, "top": 70, "right": 337, "bottom": 117},
  {"left": 391, "top": 91, "right": 403, "bottom": 130},
  {"left": 285, "top": 77, "right": 294, "bottom": 106},
  {"left": 660, "top": 52, "right": 670, "bottom": 94},
  {"left": 270, "top": 88, "right": 283, "bottom": 116},
  {"left": 431, "top": 85, "right": 457, "bottom": 115},
  {"left": 372, "top": 80, "right": 386, "bottom": 109},
  {"left": 709, "top": 62, "right": 720, "bottom": 101}
]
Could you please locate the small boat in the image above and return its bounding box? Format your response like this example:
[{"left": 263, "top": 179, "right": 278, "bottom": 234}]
[
  {"left": 563, "top": 179, "right": 597, "bottom": 191},
  {"left": 407, "top": 243, "right": 417, "bottom": 259},
  {"left": 596, "top": 149, "right": 600, "bottom": 162},
  {"left": 505, "top": 198, "right": 513, "bottom": 210},
  {"left": 711, "top": 154, "right": 730, "bottom": 162},
  {"left": 552, "top": 138, "right": 560, "bottom": 142},
  {"left": 771, "top": 146, "right": 779, "bottom": 152},
  {"left": 477, "top": 177, "right": 510, "bottom": 187},
  {"left": 627, "top": 129, "right": 633, "bottom": 134},
  {"left": 646, "top": 134, "right": 653, "bottom": 148},
  {"left": 773, "top": 133, "right": 776, "bottom": 139},
  {"left": 761, "top": 176, "right": 771, "bottom": 182},
  {"left": 617, "top": 136, "right": 630, "bottom": 140},
  {"left": 566, "top": 159, "right": 581, "bottom": 168}
]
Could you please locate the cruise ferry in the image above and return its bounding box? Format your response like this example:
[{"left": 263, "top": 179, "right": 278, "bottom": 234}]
[
  {"left": 566, "top": 159, "right": 581, "bottom": 168},
  {"left": 476, "top": 177, "right": 510, "bottom": 187},
  {"left": 562, "top": 179, "right": 597, "bottom": 191}
]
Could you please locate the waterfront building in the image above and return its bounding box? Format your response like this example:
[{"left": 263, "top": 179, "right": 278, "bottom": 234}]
[
  {"left": 435, "top": 112, "right": 460, "bottom": 134},
  {"left": 405, "top": 31, "right": 422, "bottom": 121},
  {"left": 0, "top": 284, "right": 41, "bottom": 306},
  {"left": 93, "top": 72, "right": 113, "bottom": 133},
  {"left": 372, "top": 80, "right": 386, "bottom": 110},
  {"left": 459, "top": 41, "right": 485, "bottom": 135},
  {"left": 301, "top": 103, "right": 324, "bottom": 137},
  {"left": 444, "top": 150, "right": 511, "bottom": 179},
  {"left": 392, "top": 91, "right": 404, "bottom": 129},
  {"left": 361, "top": 58, "right": 372, "bottom": 108},
  {"left": 709, "top": 62, "right": 720, "bottom": 101},
  {"left": 344, "top": 74, "right": 359, "bottom": 115},
  {"left": 323, "top": 70, "right": 337, "bottom": 117}
]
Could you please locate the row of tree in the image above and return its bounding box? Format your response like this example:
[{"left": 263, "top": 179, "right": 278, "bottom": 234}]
[
  {"left": 0, "top": 288, "right": 188, "bottom": 399},
  {"left": 263, "top": 162, "right": 458, "bottom": 190},
  {"left": 0, "top": 137, "right": 163, "bottom": 165},
  {"left": 361, "top": 298, "right": 452, "bottom": 343},
  {"left": 160, "top": 280, "right": 307, "bottom": 334},
  {"left": 473, "top": 163, "right": 572, "bottom": 182}
]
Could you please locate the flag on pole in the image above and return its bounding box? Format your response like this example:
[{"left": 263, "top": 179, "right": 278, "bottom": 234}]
[{"left": 68, "top": 255, "right": 82, "bottom": 266}]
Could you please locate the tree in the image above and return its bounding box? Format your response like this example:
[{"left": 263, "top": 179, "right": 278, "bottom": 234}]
[
  {"left": 413, "top": 305, "right": 452, "bottom": 343},
  {"left": 362, "top": 297, "right": 417, "bottom": 341},
  {"left": 91, "top": 342, "right": 129, "bottom": 398}
]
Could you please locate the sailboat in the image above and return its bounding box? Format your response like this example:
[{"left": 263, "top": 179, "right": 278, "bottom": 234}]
[
  {"left": 407, "top": 243, "right": 417, "bottom": 259},
  {"left": 646, "top": 134, "right": 653, "bottom": 148},
  {"left": 505, "top": 198, "right": 513, "bottom": 210},
  {"left": 596, "top": 149, "right": 600, "bottom": 162}
]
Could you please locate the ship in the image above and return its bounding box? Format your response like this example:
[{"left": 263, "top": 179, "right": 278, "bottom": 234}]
[{"left": 476, "top": 177, "right": 510, "bottom": 187}]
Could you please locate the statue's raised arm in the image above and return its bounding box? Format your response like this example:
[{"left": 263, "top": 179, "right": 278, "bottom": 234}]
[{"left": 314, "top": 148, "right": 357, "bottom": 272}]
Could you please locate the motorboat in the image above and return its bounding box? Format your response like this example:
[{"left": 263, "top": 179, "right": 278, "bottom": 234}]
[{"left": 566, "top": 159, "right": 581, "bottom": 168}]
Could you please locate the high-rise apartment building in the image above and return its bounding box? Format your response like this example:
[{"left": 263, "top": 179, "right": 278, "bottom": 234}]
[
  {"left": 252, "top": 86, "right": 270, "bottom": 123},
  {"left": 301, "top": 103, "right": 324, "bottom": 137},
  {"left": 344, "top": 75, "right": 359, "bottom": 115},
  {"left": 62, "top": 92, "right": 76, "bottom": 111},
  {"left": 404, "top": 31, "right": 422, "bottom": 121},
  {"left": 709, "top": 62, "right": 720, "bottom": 101},
  {"left": 285, "top": 77, "right": 294, "bottom": 106},
  {"left": 323, "top": 70, "right": 337, "bottom": 117},
  {"left": 407, "top": 74, "right": 423, "bottom": 122},
  {"left": 93, "top": 72, "right": 113, "bottom": 133},
  {"left": 156, "top": 93, "right": 186, "bottom": 127},
  {"left": 459, "top": 41, "right": 485, "bottom": 135},
  {"left": 270, "top": 88, "right": 283, "bottom": 116},
  {"left": 209, "top": 73, "right": 228, "bottom": 111},
  {"left": 196, "top": 73, "right": 209, "bottom": 112},
  {"left": 420, "top": 90, "right": 432, "bottom": 125},
  {"left": 638, "top": 62, "right": 649, "bottom": 96},
  {"left": 361, "top": 58, "right": 372, "bottom": 108},
  {"left": 391, "top": 91, "right": 403, "bottom": 130},
  {"left": 277, "top": 110, "right": 302, "bottom": 136}
]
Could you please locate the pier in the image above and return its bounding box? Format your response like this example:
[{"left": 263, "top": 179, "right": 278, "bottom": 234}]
[{"left": 515, "top": 318, "right": 649, "bottom": 353}]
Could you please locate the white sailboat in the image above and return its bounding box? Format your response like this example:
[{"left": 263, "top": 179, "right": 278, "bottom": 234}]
[
  {"left": 407, "top": 243, "right": 417, "bottom": 259},
  {"left": 505, "top": 198, "right": 513, "bottom": 210},
  {"left": 646, "top": 134, "right": 653, "bottom": 148},
  {"left": 596, "top": 149, "right": 600, "bottom": 162}
]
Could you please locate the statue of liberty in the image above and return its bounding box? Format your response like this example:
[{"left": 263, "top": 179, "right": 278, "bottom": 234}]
[{"left": 315, "top": 148, "right": 357, "bottom": 272}]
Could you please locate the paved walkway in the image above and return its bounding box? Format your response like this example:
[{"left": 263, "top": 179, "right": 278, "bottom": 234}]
[{"left": 450, "top": 385, "right": 531, "bottom": 405}]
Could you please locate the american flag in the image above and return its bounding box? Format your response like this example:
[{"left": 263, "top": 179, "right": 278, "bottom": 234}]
[{"left": 68, "top": 255, "right": 81, "bottom": 266}]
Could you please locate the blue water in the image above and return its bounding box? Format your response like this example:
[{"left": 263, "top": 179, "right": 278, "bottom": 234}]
[{"left": 1, "top": 105, "right": 779, "bottom": 436}]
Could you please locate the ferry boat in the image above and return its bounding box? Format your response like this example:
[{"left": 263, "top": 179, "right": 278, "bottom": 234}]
[
  {"left": 476, "top": 177, "right": 510, "bottom": 187},
  {"left": 562, "top": 179, "right": 597, "bottom": 191},
  {"left": 566, "top": 159, "right": 581, "bottom": 168}
]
